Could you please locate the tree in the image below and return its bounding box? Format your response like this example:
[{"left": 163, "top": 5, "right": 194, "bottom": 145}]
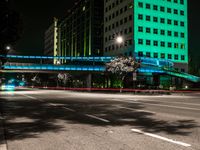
[
  {"left": 106, "top": 56, "right": 140, "bottom": 89},
  {"left": 57, "top": 73, "right": 72, "bottom": 87}
]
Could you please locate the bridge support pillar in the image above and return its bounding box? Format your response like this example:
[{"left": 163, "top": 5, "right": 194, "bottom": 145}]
[{"left": 86, "top": 73, "right": 92, "bottom": 90}]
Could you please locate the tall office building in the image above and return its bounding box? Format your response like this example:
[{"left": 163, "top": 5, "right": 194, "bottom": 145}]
[
  {"left": 57, "top": 0, "right": 104, "bottom": 60},
  {"left": 104, "top": 0, "right": 188, "bottom": 72},
  {"left": 44, "top": 18, "right": 58, "bottom": 64}
]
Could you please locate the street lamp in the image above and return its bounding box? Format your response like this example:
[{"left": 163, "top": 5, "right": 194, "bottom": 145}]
[
  {"left": 5, "top": 45, "right": 11, "bottom": 50},
  {"left": 115, "top": 36, "right": 124, "bottom": 44}
]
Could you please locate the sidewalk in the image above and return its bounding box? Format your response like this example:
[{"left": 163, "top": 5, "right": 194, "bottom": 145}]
[{"left": 0, "top": 110, "right": 7, "bottom": 150}]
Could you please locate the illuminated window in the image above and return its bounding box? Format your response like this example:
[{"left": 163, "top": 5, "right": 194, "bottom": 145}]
[
  {"left": 174, "top": 43, "right": 179, "bottom": 48},
  {"left": 181, "top": 43, "right": 185, "bottom": 49}
]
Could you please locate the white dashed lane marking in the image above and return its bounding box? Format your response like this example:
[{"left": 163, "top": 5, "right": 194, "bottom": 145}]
[{"left": 131, "top": 129, "right": 191, "bottom": 147}]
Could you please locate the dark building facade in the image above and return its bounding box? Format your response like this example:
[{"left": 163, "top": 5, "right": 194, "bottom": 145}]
[{"left": 57, "top": 0, "right": 104, "bottom": 60}]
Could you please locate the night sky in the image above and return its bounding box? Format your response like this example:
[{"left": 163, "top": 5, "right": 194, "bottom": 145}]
[{"left": 11, "top": 0, "right": 200, "bottom": 63}]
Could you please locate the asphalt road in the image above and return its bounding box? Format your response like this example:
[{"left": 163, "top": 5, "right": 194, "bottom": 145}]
[{"left": 0, "top": 88, "right": 200, "bottom": 150}]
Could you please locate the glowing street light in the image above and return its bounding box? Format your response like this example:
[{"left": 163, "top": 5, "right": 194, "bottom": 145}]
[
  {"left": 116, "top": 36, "right": 124, "bottom": 44},
  {"left": 5, "top": 45, "right": 11, "bottom": 50}
]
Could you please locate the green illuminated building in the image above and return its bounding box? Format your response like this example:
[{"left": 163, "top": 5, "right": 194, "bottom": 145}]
[
  {"left": 104, "top": 0, "right": 188, "bottom": 72},
  {"left": 57, "top": 0, "right": 104, "bottom": 63}
]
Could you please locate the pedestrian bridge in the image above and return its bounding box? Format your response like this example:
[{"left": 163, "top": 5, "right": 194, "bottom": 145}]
[{"left": 1, "top": 55, "right": 200, "bottom": 83}]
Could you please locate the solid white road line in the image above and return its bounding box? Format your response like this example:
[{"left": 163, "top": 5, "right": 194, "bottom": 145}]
[
  {"left": 111, "top": 99, "right": 200, "bottom": 111},
  {"left": 116, "top": 106, "right": 156, "bottom": 114},
  {"left": 62, "top": 107, "right": 76, "bottom": 112},
  {"left": 131, "top": 129, "right": 191, "bottom": 147},
  {"left": 85, "top": 114, "right": 110, "bottom": 123}
]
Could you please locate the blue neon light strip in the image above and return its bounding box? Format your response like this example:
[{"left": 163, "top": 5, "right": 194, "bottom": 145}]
[
  {"left": 5, "top": 55, "right": 113, "bottom": 62},
  {"left": 4, "top": 65, "right": 106, "bottom": 71}
]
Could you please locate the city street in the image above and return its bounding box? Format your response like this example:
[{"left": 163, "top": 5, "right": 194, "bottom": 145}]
[{"left": 0, "top": 89, "right": 200, "bottom": 150}]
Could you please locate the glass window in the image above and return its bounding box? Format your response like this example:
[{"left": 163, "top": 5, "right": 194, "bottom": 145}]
[
  {"left": 146, "top": 15, "right": 150, "bottom": 21},
  {"left": 180, "top": 10, "right": 184, "bottom": 15},
  {"left": 160, "top": 18, "right": 165, "bottom": 23},
  {"left": 138, "top": 2, "right": 143, "bottom": 8},
  {"left": 146, "top": 3, "right": 150, "bottom": 9},
  {"left": 153, "top": 40, "right": 158, "bottom": 46},
  {"left": 153, "top": 17, "right": 158, "bottom": 22},
  {"left": 153, "top": 5, "right": 158, "bottom": 10},
  {"left": 168, "top": 54, "right": 172, "bottom": 59},
  {"left": 180, "top": 0, "right": 184, "bottom": 4},
  {"left": 160, "top": 6, "right": 165, "bottom": 12},
  {"left": 181, "top": 55, "right": 185, "bottom": 60},
  {"left": 146, "top": 40, "right": 151, "bottom": 45},
  {"left": 174, "top": 54, "right": 178, "bottom": 60},
  {"left": 174, "top": 20, "right": 178, "bottom": 25},
  {"left": 138, "top": 14, "right": 143, "bottom": 20},
  {"left": 168, "top": 30, "right": 172, "bottom": 36},
  {"left": 154, "top": 53, "right": 158, "bottom": 58},
  {"left": 138, "top": 39, "right": 143, "bottom": 44},
  {"left": 146, "top": 52, "right": 151, "bottom": 57},
  {"left": 161, "top": 53, "right": 165, "bottom": 58},
  {"left": 168, "top": 42, "right": 172, "bottom": 47},
  {"left": 138, "top": 51, "right": 143, "bottom": 57},
  {"left": 174, "top": 9, "right": 178, "bottom": 14},
  {"left": 174, "top": 32, "right": 178, "bottom": 37},
  {"left": 153, "top": 28, "right": 158, "bottom": 34},
  {"left": 161, "top": 41, "right": 165, "bottom": 47},
  {"left": 146, "top": 27, "right": 150, "bottom": 33},
  {"left": 160, "top": 30, "right": 165, "bottom": 35},
  {"left": 180, "top": 21, "right": 185, "bottom": 26},
  {"left": 167, "top": 19, "right": 172, "bottom": 24},
  {"left": 181, "top": 32, "right": 185, "bottom": 38},
  {"left": 167, "top": 8, "right": 171, "bottom": 13}
]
